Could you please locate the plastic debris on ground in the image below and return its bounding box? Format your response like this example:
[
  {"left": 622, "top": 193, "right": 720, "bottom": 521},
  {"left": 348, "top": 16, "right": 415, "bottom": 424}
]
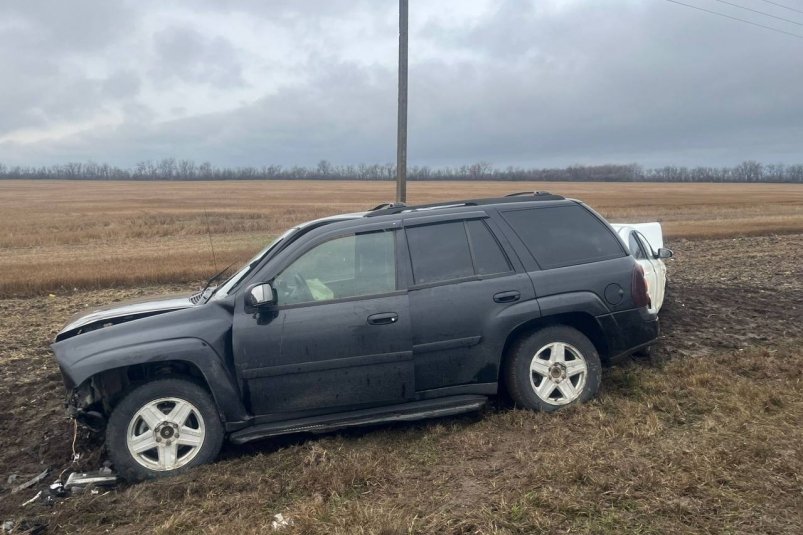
[
  {"left": 10, "top": 464, "right": 118, "bottom": 510},
  {"left": 64, "top": 470, "right": 117, "bottom": 493},
  {"left": 21, "top": 491, "right": 42, "bottom": 507},
  {"left": 10, "top": 469, "right": 49, "bottom": 494},
  {"left": 271, "top": 513, "right": 293, "bottom": 530}
]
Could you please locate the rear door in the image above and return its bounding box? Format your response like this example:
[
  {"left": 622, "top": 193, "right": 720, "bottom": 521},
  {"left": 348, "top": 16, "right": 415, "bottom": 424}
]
[{"left": 403, "top": 213, "right": 534, "bottom": 392}]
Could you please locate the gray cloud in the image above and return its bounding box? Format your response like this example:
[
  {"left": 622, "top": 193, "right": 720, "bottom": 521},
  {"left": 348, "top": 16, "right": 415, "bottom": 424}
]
[
  {"left": 151, "top": 27, "right": 246, "bottom": 89},
  {"left": 0, "top": 1, "right": 141, "bottom": 135},
  {"left": 1, "top": 0, "right": 802, "bottom": 167},
  {"left": 0, "top": 0, "right": 137, "bottom": 52},
  {"left": 102, "top": 71, "right": 141, "bottom": 100}
]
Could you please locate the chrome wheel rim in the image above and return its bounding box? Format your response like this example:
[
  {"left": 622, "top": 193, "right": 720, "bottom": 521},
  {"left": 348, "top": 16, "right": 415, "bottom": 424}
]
[
  {"left": 126, "top": 397, "right": 205, "bottom": 471},
  {"left": 529, "top": 342, "right": 588, "bottom": 406}
]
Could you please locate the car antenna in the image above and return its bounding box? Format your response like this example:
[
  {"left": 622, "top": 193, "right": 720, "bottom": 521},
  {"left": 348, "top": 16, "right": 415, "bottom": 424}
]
[{"left": 203, "top": 208, "right": 218, "bottom": 273}]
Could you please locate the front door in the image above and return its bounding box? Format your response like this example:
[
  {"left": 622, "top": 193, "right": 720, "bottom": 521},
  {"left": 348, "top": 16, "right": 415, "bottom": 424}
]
[{"left": 233, "top": 228, "right": 414, "bottom": 418}]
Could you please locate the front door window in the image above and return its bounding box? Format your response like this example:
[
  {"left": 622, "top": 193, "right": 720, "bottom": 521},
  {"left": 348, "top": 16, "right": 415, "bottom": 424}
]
[{"left": 274, "top": 230, "right": 396, "bottom": 305}]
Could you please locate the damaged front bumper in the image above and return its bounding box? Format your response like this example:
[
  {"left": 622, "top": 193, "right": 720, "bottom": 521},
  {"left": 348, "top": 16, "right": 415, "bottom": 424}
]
[{"left": 64, "top": 381, "right": 107, "bottom": 431}]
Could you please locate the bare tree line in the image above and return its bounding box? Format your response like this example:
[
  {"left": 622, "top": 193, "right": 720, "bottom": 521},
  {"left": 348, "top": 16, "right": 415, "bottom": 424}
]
[{"left": 0, "top": 159, "right": 800, "bottom": 182}]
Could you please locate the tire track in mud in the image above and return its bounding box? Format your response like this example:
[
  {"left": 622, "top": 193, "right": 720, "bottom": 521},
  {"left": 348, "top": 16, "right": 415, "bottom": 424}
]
[{"left": 654, "top": 234, "right": 801, "bottom": 360}]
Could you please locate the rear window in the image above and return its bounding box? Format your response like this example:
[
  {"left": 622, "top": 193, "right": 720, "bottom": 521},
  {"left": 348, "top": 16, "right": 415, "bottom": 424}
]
[{"left": 501, "top": 205, "right": 624, "bottom": 269}]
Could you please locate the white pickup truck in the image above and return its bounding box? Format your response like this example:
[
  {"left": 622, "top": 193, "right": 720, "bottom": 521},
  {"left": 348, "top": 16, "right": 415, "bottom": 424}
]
[{"left": 612, "top": 223, "right": 673, "bottom": 313}]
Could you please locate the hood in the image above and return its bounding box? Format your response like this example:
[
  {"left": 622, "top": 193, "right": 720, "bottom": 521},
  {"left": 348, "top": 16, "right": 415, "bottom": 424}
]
[{"left": 56, "top": 291, "right": 202, "bottom": 340}]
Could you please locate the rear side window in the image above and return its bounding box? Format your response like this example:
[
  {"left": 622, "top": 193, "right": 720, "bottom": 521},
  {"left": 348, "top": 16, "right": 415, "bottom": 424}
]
[
  {"left": 406, "top": 219, "right": 512, "bottom": 284},
  {"left": 501, "top": 205, "right": 624, "bottom": 269},
  {"left": 406, "top": 221, "right": 474, "bottom": 284}
]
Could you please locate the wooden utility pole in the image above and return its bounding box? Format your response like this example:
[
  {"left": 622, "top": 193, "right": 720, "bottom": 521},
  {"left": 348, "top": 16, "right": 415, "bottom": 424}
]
[{"left": 396, "top": 0, "right": 408, "bottom": 203}]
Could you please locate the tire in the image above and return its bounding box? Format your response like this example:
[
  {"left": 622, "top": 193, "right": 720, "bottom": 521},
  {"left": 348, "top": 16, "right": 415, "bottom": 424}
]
[
  {"left": 504, "top": 326, "right": 602, "bottom": 412},
  {"left": 105, "top": 378, "right": 224, "bottom": 481}
]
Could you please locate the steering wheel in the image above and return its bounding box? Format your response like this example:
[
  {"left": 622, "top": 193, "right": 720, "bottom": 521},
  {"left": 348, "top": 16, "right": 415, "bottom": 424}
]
[{"left": 277, "top": 269, "right": 313, "bottom": 304}]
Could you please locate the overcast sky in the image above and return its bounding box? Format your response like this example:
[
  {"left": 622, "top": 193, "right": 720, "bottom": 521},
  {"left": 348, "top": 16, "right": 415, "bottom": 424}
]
[{"left": 1, "top": 0, "right": 801, "bottom": 169}]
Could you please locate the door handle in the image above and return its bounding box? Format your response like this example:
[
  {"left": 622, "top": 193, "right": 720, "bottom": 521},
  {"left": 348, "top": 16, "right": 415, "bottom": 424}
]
[
  {"left": 493, "top": 291, "right": 520, "bottom": 303},
  {"left": 367, "top": 312, "right": 398, "bottom": 325}
]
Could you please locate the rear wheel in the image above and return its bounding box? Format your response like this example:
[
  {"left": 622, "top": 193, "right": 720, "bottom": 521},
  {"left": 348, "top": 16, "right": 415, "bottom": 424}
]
[
  {"left": 106, "top": 378, "right": 224, "bottom": 481},
  {"left": 504, "top": 326, "right": 601, "bottom": 412}
]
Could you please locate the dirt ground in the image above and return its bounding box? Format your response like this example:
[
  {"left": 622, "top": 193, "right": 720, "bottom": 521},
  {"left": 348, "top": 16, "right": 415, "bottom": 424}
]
[{"left": 0, "top": 233, "right": 801, "bottom": 533}]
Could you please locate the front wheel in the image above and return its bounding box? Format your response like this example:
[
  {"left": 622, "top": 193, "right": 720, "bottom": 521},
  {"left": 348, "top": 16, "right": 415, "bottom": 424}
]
[
  {"left": 504, "top": 326, "right": 602, "bottom": 412},
  {"left": 106, "top": 378, "right": 224, "bottom": 481}
]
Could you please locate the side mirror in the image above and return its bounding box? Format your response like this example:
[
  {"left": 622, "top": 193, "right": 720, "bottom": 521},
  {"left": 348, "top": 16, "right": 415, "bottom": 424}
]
[
  {"left": 245, "top": 283, "right": 275, "bottom": 307},
  {"left": 657, "top": 247, "right": 673, "bottom": 259}
]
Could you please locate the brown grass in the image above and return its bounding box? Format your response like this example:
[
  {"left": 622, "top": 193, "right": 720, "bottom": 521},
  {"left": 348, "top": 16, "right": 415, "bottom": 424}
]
[
  {"left": 1, "top": 180, "right": 801, "bottom": 296},
  {"left": 0, "top": 210, "right": 801, "bottom": 531},
  {"left": 17, "top": 343, "right": 803, "bottom": 534}
]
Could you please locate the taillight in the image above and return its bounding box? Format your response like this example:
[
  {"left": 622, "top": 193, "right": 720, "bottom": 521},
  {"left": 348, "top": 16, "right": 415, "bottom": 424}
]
[{"left": 631, "top": 264, "right": 651, "bottom": 309}]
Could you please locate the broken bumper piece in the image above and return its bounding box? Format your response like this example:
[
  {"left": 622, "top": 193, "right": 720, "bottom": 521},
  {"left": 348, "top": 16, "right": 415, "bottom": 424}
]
[{"left": 64, "top": 471, "right": 117, "bottom": 491}]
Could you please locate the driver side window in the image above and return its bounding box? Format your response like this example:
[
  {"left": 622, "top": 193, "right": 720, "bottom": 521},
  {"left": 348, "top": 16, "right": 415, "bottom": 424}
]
[
  {"left": 628, "top": 232, "right": 647, "bottom": 260},
  {"left": 274, "top": 230, "right": 396, "bottom": 306},
  {"left": 635, "top": 231, "right": 656, "bottom": 259}
]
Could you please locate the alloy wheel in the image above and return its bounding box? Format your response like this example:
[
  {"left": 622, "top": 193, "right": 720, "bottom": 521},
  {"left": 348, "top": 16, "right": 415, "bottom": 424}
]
[
  {"left": 125, "top": 397, "right": 206, "bottom": 471},
  {"left": 528, "top": 342, "right": 588, "bottom": 405}
]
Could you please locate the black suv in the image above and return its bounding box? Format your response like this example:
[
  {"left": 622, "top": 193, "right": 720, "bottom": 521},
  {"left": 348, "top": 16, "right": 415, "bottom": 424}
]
[{"left": 53, "top": 192, "right": 658, "bottom": 480}]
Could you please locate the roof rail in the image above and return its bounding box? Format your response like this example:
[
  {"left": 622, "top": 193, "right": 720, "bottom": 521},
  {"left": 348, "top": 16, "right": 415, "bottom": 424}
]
[
  {"left": 366, "top": 200, "right": 478, "bottom": 217},
  {"left": 365, "top": 191, "right": 565, "bottom": 218},
  {"left": 370, "top": 202, "right": 406, "bottom": 211},
  {"left": 505, "top": 191, "right": 556, "bottom": 197}
]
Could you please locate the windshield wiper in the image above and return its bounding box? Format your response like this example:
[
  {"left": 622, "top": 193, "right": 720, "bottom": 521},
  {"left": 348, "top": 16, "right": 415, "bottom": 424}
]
[{"left": 199, "top": 262, "right": 236, "bottom": 303}]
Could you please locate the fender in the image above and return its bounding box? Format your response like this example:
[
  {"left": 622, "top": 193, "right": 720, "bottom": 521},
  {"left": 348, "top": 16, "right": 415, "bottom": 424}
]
[
  {"left": 52, "top": 302, "right": 249, "bottom": 426},
  {"left": 536, "top": 291, "right": 609, "bottom": 318},
  {"left": 494, "top": 291, "right": 609, "bottom": 333},
  {"left": 494, "top": 291, "right": 609, "bottom": 356},
  {"left": 57, "top": 338, "right": 248, "bottom": 425},
  {"left": 494, "top": 296, "right": 542, "bottom": 324}
]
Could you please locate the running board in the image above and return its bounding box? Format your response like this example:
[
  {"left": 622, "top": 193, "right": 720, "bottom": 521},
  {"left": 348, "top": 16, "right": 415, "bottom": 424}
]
[{"left": 229, "top": 395, "right": 487, "bottom": 444}]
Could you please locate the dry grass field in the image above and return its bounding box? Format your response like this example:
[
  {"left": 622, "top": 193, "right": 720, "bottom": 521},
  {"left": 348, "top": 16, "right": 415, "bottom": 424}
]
[
  {"left": 1, "top": 180, "right": 801, "bottom": 297},
  {"left": 0, "top": 180, "right": 801, "bottom": 534}
]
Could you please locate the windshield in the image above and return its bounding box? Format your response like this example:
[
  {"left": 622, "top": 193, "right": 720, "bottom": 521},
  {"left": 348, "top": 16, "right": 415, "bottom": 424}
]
[{"left": 211, "top": 227, "right": 296, "bottom": 299}]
